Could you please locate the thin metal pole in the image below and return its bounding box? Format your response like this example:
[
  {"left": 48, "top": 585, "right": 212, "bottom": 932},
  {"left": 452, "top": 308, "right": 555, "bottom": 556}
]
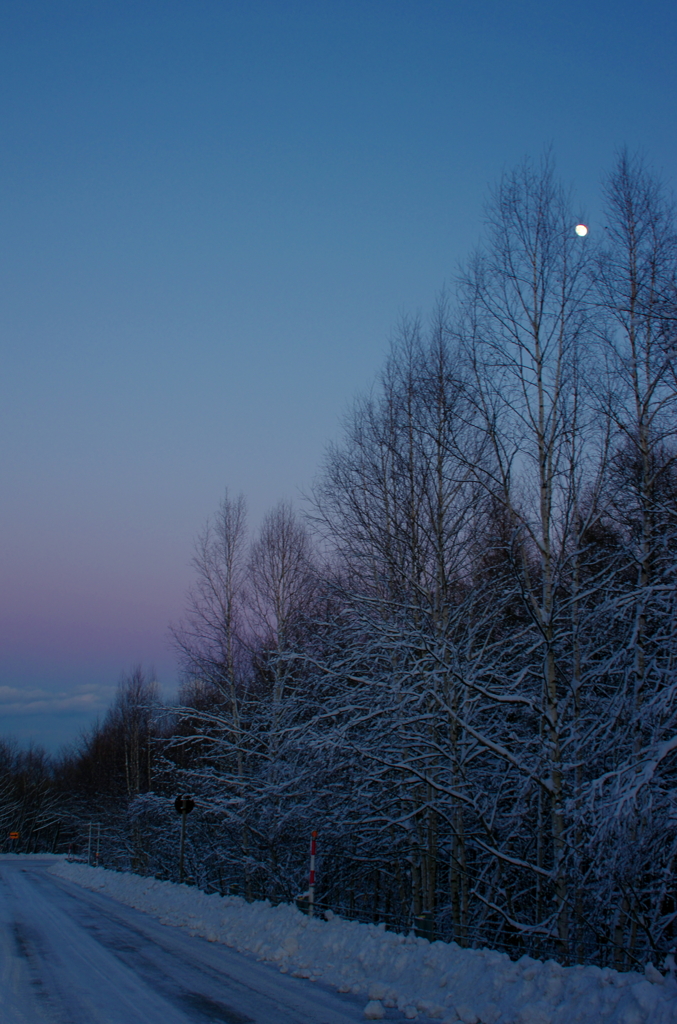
[
  {"left": 87, "top": 822, "right": 92, "bottom": 866},
  {"left": 308, "top": 830, "right": 317, "bottom": 917},
  {"left": 179, "top": 804, "right": 187, "bottom": 883},
  {"left": 95, "top": 823, "right": 101, "bottom": 866}
]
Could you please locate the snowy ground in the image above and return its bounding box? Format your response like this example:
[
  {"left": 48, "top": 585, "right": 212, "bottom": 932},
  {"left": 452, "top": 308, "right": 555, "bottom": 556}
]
[{"left": 42, "top": 858, "right": 677, "bottom": 1023}]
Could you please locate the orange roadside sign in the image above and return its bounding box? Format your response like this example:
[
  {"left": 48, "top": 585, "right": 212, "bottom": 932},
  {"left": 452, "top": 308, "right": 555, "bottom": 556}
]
[{"left": 9, "top": 832, "right": 20, "bottom": 839}]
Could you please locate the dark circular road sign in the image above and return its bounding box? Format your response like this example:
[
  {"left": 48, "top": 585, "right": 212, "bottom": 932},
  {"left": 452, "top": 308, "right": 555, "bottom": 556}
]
[{"left": 174, "top": 795, "right": 195, "bottom": 815}]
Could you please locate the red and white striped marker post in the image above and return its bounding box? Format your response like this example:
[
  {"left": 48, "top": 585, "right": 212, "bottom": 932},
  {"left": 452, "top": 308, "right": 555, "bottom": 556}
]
[{"left": 308, "top": 830, "right": 317, "bottom": 918}]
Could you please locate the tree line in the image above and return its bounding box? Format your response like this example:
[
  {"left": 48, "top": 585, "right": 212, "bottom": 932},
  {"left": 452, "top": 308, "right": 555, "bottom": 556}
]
[{"left": 3, "top": 150, "right": 677, "bottom": 969}]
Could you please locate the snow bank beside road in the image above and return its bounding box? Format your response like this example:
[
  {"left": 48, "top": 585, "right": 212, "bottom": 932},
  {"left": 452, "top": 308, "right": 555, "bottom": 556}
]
[{"left": 49, "top": 862, "right": 677, "bottom": 1024}]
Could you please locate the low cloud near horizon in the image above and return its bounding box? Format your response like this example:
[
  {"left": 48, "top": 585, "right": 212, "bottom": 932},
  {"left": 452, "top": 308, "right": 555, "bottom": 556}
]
[{"left": 0, "top": 682, "right": 115, "bottom": 718}]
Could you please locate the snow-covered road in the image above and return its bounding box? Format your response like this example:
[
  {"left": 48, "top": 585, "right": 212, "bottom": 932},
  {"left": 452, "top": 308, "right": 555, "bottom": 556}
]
[{"left": 0, "top": 857, "right": 367, "bottom": 1024}]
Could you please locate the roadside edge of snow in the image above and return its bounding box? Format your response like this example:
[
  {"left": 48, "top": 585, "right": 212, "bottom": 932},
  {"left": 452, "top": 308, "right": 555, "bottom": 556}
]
[{"left": 48, "top": 862, "right": 677, "bottom": 1024}]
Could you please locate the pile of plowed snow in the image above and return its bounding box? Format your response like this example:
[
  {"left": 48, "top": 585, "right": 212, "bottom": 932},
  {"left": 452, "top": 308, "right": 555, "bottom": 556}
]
[{"left": 50, "top": 861, "right": 677, "bottom": 1023}]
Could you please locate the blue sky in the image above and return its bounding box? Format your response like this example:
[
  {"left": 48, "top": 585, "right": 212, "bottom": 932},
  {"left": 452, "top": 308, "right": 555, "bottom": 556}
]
[{"left": 1, "top": 0, "right": 676, "bottom": 750}]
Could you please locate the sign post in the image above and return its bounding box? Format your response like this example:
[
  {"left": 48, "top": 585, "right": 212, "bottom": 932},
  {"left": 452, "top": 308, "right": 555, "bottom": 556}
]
[{"left": 174, "top": 795, "right": 195, "bottom": 883}]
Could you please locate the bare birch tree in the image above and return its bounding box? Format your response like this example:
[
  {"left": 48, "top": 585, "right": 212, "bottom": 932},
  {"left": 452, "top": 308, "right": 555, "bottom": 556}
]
[
  {"left": 169, "top": 492, "right": 254, "bottom": 891},
  {"left": 458, "top": 153, "right": 595, "bottom": 950},
  {"left": 584, "top": 150, "right": 677, "bottom": 961}
]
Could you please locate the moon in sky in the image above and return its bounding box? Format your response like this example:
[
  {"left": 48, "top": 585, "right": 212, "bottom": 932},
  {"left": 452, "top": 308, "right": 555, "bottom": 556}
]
[{"left": 575, "top": 224, "right": 588, "bottom": 237}]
